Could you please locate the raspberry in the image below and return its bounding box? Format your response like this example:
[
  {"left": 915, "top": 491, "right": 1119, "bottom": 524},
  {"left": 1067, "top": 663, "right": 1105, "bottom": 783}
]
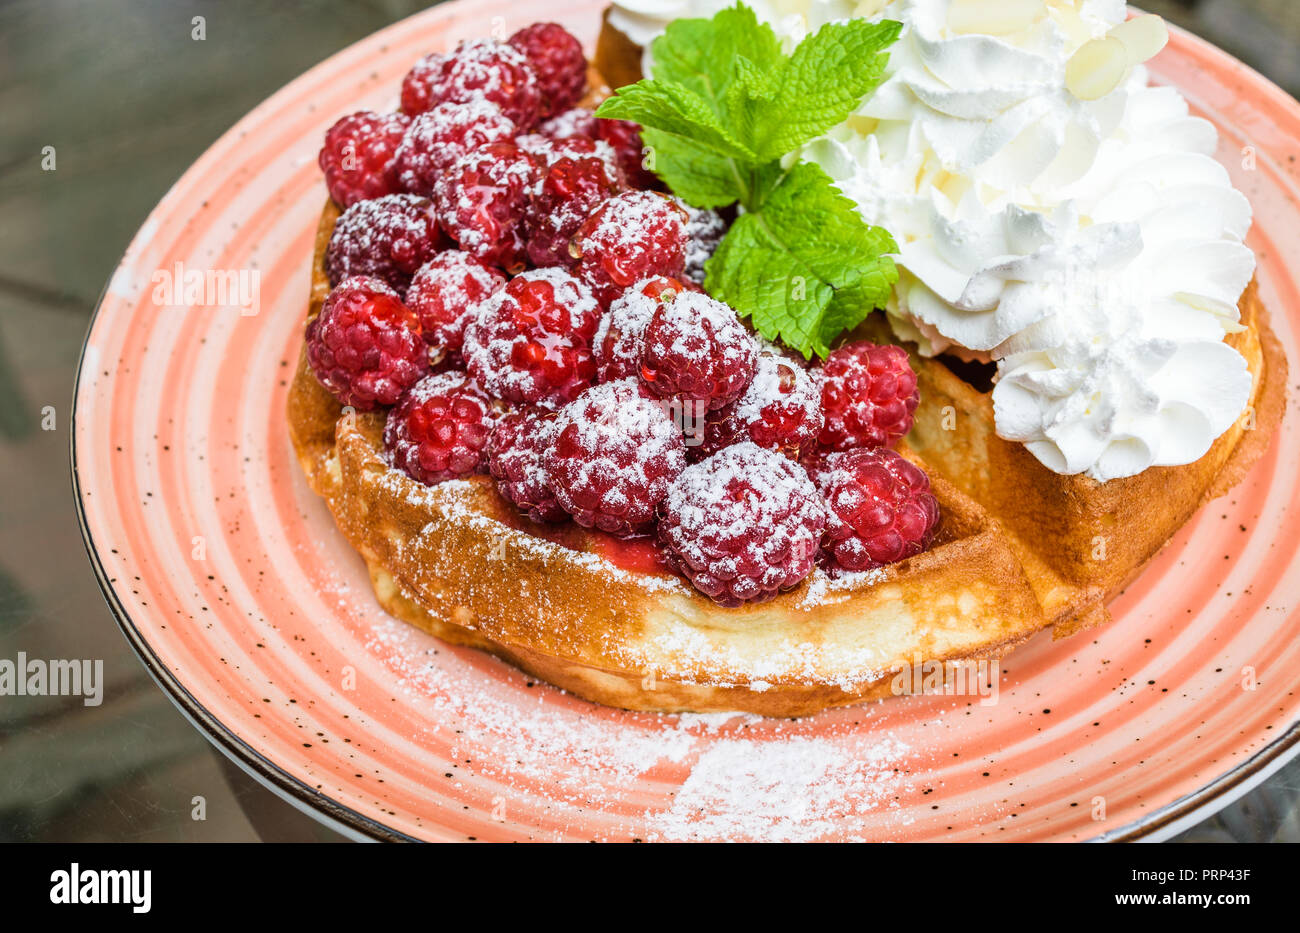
[
  {"left": 508, "top": 23, "right": 587, "bottom": 119},
  {"left": 816, "top": 341, "right": 920, "bottom": 451},
  {"left": 639, "top": 290, "right": 758, "bottom": 410},
  {"left": 539, "top": 107, "right": 600, "bottom": 141},
  {"left": 384, "top": 371, "right": 493, "bottom": 485},
  {"left": 405, "top": 252, "right": 506, "bottom": 361},
  {"left": 592, "top": 276, "right": 690, "bottom": 383},
  {"left": 676, "top": 198, "right": 727, "bottom": 284},
  {"left": 700, "top": 350, "right": 823, "bottom": 459},
  {"left": 659, "top": 443, "right": 826, "bottom": 606},
  {"left": 815, "top": 447, "right": 940, "bottom": 573},
  {"left": 319, "top": 111, "right": 410, "bottom": 208},
  {"left": 432, "top": 142, "right": 540, "bottom": 272},
  {"left": 525, "top": 155, "right": 622, "bottom": 269},
  {"left": 392, "top": 100, "right": 517, "bottom": 197},
  {"left": 544, "top": 379, "right": 686, "bottom": 536},
  {"left": 596, "top": 118, "right": 658, "bottom": 189},
  {"left": 325, "top": 194, "right": 445, "bottom": 293},
  {"left": 400, "top": 40, "right": 542, "bottom": 129},
  {"left": 488, "top": 406, "right": 566, "bottom": 522},
  {"left": 573, "top": 191, "right": 688, "bottom": 306},
  {"left": 463, "top": 267, "right": 601, "bottom": 405},
  {"left": 306, "top": 277, "right": 427, "bottom": 410}
]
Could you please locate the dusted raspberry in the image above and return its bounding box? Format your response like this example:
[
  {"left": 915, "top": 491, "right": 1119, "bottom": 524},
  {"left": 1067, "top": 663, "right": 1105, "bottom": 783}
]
[
  {"left": 306, "top": 277, "right": 427, "bottom": 410},
  {"left": 525, "top": 155, "right": 622, "bottom": 269},
  {"left": 700, "top": 351, "right": 823, "bottom": 459},
  {"left": 539, "top": 107, "right": 600, "bottom": 141},
  {"left": 488, "top": 406, "right": 566, "bottom": 522},
  {"left": 597, "top": 118, "right": 658, "bottom": 189},
  {"left": 384, "top": 371, "right": 492, "bottom": 485},
  {"left": 815, "top": 446, "right": 940, "bottom": 573},
  {"left": 640, "top": 290, "right": 758, "bottom": 410},
  {"left": 508, "top": 23, "right": 587, "bottom": 119},
  {"left": 319, "top": 111, "right": 410, "bottom": 208},
  {"left": 325, "top": 194, "right": 445, "bottom": 293},
  {"left": 405, "top": 251, "right": 506, "bottom": 360},
  {"left": 433, "top": 142, "right": 540, "bottom": 272},
  {"left": 592, "top": 276, "right": 690, "bottom": 383},
  {"left": 544, "top": 379, "right": 686, "bottom": 536},
  {"left": 392, "top": 100, "right": 517, "bottom": 196},
  {"left": 400, "top": 39, "right": 542, "bottom": 129},
  {"left": 573, "top": 190, "right": 688, "bottom": 306},
  {"left": 463, "top": 267, "right": 601, "bottom": 406},
  {"left": 816, "top": 341, "right": 920, "bottom": 451},
  {"left": 659, "top": 443, "right": 826, "bottom": 606},
  {"left": 676, "top": 198, "right": 727, "bottom": 284}
]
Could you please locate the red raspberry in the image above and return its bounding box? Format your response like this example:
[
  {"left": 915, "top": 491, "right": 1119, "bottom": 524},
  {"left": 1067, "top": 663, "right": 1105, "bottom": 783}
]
[
  {"left": 400, "top": 40, "right": 542, "bottom": 129},
  {"left": 659, "top": 443, "right": 826, "bottom": 606},
  {"left": 676, "top": 198, "right": 727, "bottom": 284},
  {"left": 318, "top": 111, "right": 410, "bottom": 208},
  {"left": 405, "top": 252, "right": 506, "bottom": 361},
  {"left": 325, "top": 194, "right": 446, "bottom": 293},
  {"left": 592, "top": 276, "right": 690, "bottom": 383},
  {"left": 306, "top": 277, "right": 427, "bottom": 410},
  {"left": 488, "top": 407, "right": 566, "bottom": 523},
  {"left": 700, "top": 351, "right": 823, "bottom": 459},
  {"left": 544, "top": 379, "right": 686, "bottom": 536},
  {"left": 508, "top": 23, "right": 587, "bottom": 119},
  {"left": 815, "top": 447, "right": 940, "bottom": 573},
  {"left": 816, "top": 341, "right": 919, "bottom": 451},
  {"left": 639, "top": 290, "right": 758, "bottom": 410},
  {"left": 573, "top": 191, "right": 688, "bottom": 306},
  {"left": 463, "top": 267, "right": 601, "bottom": 405},
  {"left": 525, "top": 155, "right": 622, "bottom": 269},
  {"left": 384, "top": 371, "right": 493, "bottom": 485},
  {"left": 597, "top": 118, "right": 659, "bottom": 189},
  {"left": 392, "top": 100, "right": 517, "bottom": 197},
  {"left": 432, "top": 142, "right": 540, "bottom": 272},
  {"left": 539, "top": 107, "right": 600, "bottom": 141}
]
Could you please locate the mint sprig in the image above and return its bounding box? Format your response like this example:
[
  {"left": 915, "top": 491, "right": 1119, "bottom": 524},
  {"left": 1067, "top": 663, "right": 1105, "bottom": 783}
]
[{"left": 596, "top": 3, "right": 902, "bottom": 358}]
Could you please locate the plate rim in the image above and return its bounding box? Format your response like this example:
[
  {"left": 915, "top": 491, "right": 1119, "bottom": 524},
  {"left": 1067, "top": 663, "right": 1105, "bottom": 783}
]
[{"left": 70, "top": 4, "right": 1300, "bottom": 844}]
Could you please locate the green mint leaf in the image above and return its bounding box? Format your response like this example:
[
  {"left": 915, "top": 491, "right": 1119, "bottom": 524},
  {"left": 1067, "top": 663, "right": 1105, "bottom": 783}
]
[
  {"left": 595, "top": 81, "right": 757, "bottom": 162},
  {"left": 639, "top": 128, "right": 745, "bottom": 208},
  {"left": 705, "top": 161, "right": 898, "bottom": 358},
  {"left": 649, "top": 3, "right": 783, "bottom": 116},
  {"left": 750, "top": 19, "right": 902, "bottom": 161}
]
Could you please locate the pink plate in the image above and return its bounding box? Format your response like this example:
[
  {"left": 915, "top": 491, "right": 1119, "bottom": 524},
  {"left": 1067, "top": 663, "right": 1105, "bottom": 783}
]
[{"left": 74, "top": 0, "right": 1300, "bottom": 841}]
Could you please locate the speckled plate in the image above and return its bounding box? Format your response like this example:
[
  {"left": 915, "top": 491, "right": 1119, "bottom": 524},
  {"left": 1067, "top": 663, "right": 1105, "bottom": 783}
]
[{"left": 73, "top": 0, "right": 1300, "bottom": 841}]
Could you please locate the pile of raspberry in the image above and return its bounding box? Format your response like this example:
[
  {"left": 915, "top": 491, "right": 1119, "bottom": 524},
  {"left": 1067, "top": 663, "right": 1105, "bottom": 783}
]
[{"left": 306, "top": 22, "right": 940, "bottom": 608}]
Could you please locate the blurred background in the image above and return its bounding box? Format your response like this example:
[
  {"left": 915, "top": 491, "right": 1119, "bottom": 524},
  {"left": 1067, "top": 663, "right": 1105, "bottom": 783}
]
[{"left": 0, "top": 0, "right": 1296, "bottom": 842}]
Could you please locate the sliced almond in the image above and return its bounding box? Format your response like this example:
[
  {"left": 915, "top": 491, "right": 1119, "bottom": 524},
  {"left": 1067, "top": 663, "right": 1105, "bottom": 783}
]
[
  {"left": 1065, "top": 36, "right": 1128, "bottom": 101},
  {"left": 1108, "top": 14, "right": 1170, "bottom": 65}
]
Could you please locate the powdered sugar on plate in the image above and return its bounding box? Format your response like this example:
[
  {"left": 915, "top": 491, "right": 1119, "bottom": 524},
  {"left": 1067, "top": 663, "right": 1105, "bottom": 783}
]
[{"left": 362, "top": 613, "right": 914, "bottom": 841}]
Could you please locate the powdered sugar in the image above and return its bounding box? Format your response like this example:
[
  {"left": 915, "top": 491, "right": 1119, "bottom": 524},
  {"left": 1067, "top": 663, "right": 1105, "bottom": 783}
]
[
  {"left": 673, "top": 197, "right": 727, "bottom": 283},
  {"left": 544, "top": 378, "right": 686, "bottom": 534},
  {"left": 462, "top": 267, "right": 601, "bottom": 405},
  {"left": 360, "top": 610, "right": 915, "bottom": 840},
  {"left": 393, "top": 99, "right": 517, "bottom": 195},
  {"left": 660, "top": 443, "right": 825, "bottom": 605}
]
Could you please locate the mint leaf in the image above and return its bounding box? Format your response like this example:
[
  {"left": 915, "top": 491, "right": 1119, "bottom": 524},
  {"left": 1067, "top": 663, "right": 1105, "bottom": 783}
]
[
  {"left": 649, "top": 3, "right": 783, "bottom": 115},
  {"left": 705, "top": 162, "right": 898, "bottom": 357},
  {"left": 596, "top": 81, "right": 757, "bottom": 162},
  {"left": 597, "top": 3, "right": 902, "bottom": 357},
  {"left": 639, "top": 128, "right": 745, "bottom": 208},
  {"left": 750, "top": 19, "right": 902, "bottom": 161}
]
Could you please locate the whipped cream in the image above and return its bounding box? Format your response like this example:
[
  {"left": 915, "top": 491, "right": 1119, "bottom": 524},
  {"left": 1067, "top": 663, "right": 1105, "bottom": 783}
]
[{"left": 607, "top": 0, "right": 1257, "bottom": 482}]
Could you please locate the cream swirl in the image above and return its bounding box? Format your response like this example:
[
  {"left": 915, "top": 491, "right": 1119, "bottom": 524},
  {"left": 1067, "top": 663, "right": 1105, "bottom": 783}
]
[{"left": 607, "top": 0, "right": 1257, "bottom": 481}]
